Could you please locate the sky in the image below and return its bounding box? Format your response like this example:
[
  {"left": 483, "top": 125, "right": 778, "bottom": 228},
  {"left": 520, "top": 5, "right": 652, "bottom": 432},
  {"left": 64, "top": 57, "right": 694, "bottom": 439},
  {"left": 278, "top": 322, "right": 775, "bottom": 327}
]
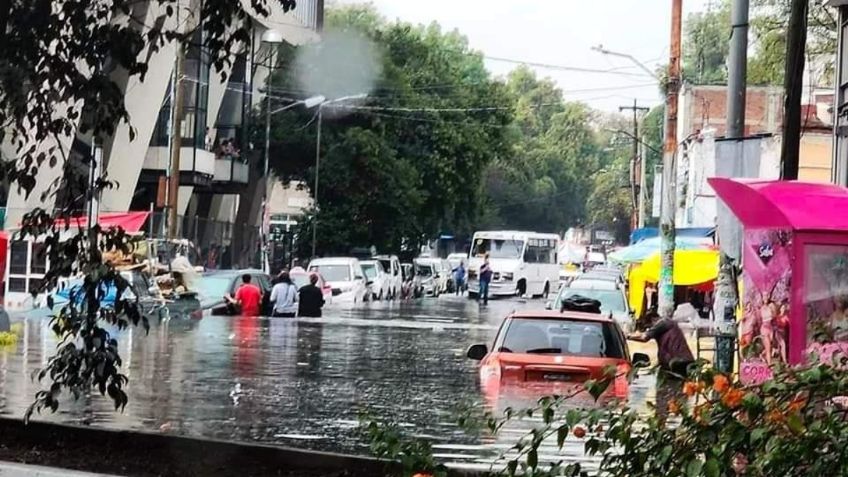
[{"left": 333, "top": 0, "right": 710, "bottom": 112}]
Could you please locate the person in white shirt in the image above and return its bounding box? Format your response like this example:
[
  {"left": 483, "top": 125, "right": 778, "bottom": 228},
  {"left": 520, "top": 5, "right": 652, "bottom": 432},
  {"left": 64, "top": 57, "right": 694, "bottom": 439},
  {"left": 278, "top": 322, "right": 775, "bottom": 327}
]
[{"left": 270, "top": 271, "right": 298, "bottom": 317}]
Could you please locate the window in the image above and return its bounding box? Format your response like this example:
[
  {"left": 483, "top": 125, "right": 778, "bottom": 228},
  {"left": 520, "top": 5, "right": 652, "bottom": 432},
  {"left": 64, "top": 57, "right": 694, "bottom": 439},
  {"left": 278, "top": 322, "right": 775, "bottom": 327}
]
[
  {"left": 31, "top": 242, "right": 47, "bottom": 274},
  {"left": 499, "top": 318, "right": 625, "bottom": 358},
  {"left": 309, "top": 265, "right": 351, "bottom": 282},
  {"left": 9, "top": 241, "right": 27, "bottom": 275},
  {"left": 471, "top": 238, "right": 524, "bottom": 259}
]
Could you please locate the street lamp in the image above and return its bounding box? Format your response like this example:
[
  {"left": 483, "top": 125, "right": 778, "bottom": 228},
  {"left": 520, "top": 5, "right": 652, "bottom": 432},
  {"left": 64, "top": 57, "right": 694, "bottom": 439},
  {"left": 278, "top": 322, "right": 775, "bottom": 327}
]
[
  {"left": 258, "top": 30, "right": 328, "bottom": 273},
  {"left": 591, "top": 45, "right": 661, "bottom": 81},
  {"left": 311, "top": 93, "right": 368, "bottom": 258}
]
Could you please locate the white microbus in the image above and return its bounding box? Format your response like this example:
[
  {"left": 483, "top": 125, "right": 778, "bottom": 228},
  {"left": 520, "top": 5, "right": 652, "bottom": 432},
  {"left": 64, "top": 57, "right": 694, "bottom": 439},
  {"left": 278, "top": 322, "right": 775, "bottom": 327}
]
[{"left": 467, "top": 231, "right": 560, "bottom": 299}]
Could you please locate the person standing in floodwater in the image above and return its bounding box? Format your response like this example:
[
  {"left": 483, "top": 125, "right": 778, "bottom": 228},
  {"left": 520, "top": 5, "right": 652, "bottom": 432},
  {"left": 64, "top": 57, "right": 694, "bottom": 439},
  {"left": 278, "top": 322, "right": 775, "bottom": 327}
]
[
  {"left": 454, "top": 260, "right": 466, "bottom": 296},
  {"left": 628, "top": 311, "right": 695, "bottom": 424},
  {"left": 479, "top": 253, "right": 493, "bottom": 305},
  {"left": 298, "top": 273, "right": 325, "bottom": 318},
  {"left": 225, "top": 274, "right": 263, "bottom": 316}
]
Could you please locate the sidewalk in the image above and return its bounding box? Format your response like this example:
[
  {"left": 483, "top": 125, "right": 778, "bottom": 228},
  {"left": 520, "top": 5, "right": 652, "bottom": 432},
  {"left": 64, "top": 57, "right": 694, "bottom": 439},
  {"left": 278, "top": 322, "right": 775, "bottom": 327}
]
[{"left": 0, "top": 461, "right": 121, "bottom": 477}]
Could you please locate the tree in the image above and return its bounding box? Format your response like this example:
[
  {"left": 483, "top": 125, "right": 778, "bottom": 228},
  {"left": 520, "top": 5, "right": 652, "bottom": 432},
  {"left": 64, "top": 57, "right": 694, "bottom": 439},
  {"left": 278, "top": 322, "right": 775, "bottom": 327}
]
[
  {"left": 480, "top": 67, "right": 601, "bottom": 234},
  {"left": 683, "top": 2, "right": 731, "bottom": 84},
  {"left": 0, "top": 0, "right": 295, "bottom": 418},
  {"left": 266, "top": 5, "right": 514, "bottom": 255}
]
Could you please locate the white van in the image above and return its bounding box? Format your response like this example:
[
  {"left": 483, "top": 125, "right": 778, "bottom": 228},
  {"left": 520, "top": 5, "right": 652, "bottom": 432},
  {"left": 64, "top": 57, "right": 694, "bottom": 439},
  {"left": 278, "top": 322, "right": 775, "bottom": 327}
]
[
  {"left": 467, "top": 231, "right": 560, "bottom": 299},
  {"left": 307, "top": 257, "right": 369, "bottom": 304},
  {"left": 373, "top": 254, "right": 402, "bottom": 299}
]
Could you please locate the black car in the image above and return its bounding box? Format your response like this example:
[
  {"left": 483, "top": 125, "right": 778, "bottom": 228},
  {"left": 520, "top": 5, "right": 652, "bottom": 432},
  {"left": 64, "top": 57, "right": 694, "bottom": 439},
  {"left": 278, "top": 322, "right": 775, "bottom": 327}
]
[{"left": 198, "top": 269, "right": 272, "bottom": 315}]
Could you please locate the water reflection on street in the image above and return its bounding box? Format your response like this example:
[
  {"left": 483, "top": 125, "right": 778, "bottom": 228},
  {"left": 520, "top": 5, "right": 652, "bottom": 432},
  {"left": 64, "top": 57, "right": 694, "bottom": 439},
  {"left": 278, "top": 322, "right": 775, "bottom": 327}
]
[{"left": 0, "top": 296, "right": 658, "bottom": 471}]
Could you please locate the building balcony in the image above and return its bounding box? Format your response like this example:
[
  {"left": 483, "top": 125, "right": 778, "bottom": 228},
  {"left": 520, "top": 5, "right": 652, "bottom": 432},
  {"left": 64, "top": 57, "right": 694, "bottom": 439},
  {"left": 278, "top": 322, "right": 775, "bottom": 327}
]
[
  {"left": 141, "top": 146, "right": 215, "bottom": 186},
  {"left": 214, "top": 156, "right": 249, "bottom": 184}
]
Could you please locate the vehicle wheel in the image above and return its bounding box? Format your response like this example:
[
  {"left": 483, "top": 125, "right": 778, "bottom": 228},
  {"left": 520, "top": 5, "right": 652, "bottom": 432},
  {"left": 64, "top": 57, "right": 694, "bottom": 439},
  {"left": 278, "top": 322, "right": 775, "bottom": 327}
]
[
  {"left": 468, "top": 291, "right": 478, "bottom": 299},
  {"left": 516, "top": 280, "right": 527, "bottom": 297}
]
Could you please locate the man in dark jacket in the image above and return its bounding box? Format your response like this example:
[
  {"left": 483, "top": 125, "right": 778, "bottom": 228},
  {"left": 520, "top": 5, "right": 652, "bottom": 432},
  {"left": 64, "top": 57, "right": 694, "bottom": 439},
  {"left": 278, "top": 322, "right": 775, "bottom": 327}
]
[{"left": 298, "top": 273, "right": 325, "bottom": 317}]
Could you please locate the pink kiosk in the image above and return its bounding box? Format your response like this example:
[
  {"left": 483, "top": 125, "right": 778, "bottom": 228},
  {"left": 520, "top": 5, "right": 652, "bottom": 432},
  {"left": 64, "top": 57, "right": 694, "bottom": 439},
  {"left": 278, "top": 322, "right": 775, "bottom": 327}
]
[{"left": 710, "top": 178, "right": 848, "bottom": 383}]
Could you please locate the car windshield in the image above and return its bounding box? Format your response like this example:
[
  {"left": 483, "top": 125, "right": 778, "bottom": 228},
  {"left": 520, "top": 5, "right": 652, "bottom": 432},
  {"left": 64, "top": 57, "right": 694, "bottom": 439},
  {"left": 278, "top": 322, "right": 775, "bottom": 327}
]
[
  {"left": 291, "top": 274, "right": 310, "bottom": 288},
  {"left": 471, "top": 238, "right": 524, "bottom": 259},
  {"left": 500, "top": 318, "right": 625, "bottom": 358},
  {"left": 310, "top": 265, "right": 350, "bottom": 282},
  {"left": 416, "top": 264, "right": 434, "bottom": 276},
  {"left": 555, "top": 288, "right": 626, "bottom": 314},
  {"left": 362, "top": 263, "right": 378, "bottom": 279},
  {"left": 198, "top": 275, "right": 235, "bottom": 298}
]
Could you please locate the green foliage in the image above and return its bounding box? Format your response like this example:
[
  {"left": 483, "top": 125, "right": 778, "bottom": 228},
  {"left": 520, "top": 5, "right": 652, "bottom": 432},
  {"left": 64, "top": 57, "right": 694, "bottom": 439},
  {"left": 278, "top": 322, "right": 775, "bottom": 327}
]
[
  {"left": 366, "top": 361, "right": 848, "bottom": 476},
  {"left": 480, "top": 67, "right": 601, "bottom": 234},
  {"left": 268, "top": 5, "right": 513, "bottom": 255},
  {"left": 682, "top": 0, "right": 837, "bottom": 87},
  {"left": 683, "top": 2, "right": 731, "bottom": 85}
]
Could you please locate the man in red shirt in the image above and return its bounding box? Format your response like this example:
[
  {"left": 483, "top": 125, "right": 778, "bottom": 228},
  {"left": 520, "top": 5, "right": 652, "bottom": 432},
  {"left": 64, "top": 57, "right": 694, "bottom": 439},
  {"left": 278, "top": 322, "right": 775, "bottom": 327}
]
[{"left": 225, "top": 274, "right": 263, "bottom": 316}]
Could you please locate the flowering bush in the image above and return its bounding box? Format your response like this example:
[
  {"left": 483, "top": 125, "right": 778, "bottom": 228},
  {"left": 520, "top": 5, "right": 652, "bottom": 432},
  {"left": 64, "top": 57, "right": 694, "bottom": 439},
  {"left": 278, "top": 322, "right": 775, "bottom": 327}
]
[
  {"left": 365, "top": 360, "right": 848, "bottom": 476},
  {"left": 494, "top": 361, "right": 848, "bottom": 476}
]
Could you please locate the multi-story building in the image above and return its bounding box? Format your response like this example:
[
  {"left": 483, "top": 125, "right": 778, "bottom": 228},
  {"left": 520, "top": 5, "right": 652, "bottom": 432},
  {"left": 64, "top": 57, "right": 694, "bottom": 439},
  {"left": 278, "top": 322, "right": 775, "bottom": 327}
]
[{"left": 1, "top": 0, "right": 323, "bottom": 266}]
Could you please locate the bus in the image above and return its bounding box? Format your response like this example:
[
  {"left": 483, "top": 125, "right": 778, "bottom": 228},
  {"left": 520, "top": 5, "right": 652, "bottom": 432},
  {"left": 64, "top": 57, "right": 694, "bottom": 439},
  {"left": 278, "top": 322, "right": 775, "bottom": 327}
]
[{"left": 466, "top": 231, "right": 560, "bottom": 299}]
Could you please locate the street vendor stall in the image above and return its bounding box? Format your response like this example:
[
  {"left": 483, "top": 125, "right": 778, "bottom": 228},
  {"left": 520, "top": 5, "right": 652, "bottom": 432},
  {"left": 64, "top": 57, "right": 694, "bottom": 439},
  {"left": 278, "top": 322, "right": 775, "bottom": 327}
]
[
  {"left": 710, "top": 178, "right": 848, "bottom": 382},
  {"left": 628, "top": 249, "right": 720, "bottom": 319}
]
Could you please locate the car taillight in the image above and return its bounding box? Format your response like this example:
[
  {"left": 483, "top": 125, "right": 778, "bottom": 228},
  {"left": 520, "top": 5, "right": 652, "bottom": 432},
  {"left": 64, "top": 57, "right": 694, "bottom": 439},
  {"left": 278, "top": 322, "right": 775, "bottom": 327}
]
[{"left": 613, "top": 362, "right": 630, "bottom": 398}]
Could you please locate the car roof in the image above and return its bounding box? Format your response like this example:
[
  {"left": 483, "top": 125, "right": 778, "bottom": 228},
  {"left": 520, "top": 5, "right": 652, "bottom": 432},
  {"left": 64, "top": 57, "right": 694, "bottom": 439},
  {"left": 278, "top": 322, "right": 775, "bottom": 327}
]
[
  {"left": 309, "top": 257, "right": 358, "bottom": 264},
  {"left": 509, "top": 309, "right": 613, "bottom": 323},
  {"left": 204, "top": 269, "right": 265, "bottom": 277},
  {"left": 373, "top": 255, "right": 398, "bottom": 260},
  {"left": 568, "top": 279, "right": 619, "bottom": 290}
]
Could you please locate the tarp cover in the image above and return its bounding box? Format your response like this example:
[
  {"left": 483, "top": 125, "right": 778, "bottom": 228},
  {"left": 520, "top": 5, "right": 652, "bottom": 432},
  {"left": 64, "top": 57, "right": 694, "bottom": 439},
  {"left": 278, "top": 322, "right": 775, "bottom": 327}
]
[{"left": 51, "top": 212, "right": 150, "bottom": 233}]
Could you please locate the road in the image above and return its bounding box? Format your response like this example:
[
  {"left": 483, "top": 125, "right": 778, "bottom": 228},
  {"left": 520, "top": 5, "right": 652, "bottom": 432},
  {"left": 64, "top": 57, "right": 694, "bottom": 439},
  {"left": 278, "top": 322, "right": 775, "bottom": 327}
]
[{"left": 0, "top": 295, "right": 662, "bottom": 471}]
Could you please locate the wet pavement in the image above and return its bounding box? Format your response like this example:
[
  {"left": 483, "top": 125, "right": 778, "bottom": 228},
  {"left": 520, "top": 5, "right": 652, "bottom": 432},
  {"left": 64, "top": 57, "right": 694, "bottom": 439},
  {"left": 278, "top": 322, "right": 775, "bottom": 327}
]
[{"left": 0, "top": 296, "right": 661, "bottom": 471}]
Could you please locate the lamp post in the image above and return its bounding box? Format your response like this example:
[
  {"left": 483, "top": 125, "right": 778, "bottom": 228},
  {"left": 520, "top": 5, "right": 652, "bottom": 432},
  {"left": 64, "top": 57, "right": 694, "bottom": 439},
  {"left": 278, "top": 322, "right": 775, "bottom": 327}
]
[{"left": 311, "top": 93, "right": 368, "bottom": 258}]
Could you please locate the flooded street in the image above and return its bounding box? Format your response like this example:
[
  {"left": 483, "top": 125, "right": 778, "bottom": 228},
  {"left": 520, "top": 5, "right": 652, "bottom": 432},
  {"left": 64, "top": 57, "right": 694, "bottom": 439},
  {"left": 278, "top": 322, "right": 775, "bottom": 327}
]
[{"left": 0, "top": 297, "right": 658, "bottom": 471}]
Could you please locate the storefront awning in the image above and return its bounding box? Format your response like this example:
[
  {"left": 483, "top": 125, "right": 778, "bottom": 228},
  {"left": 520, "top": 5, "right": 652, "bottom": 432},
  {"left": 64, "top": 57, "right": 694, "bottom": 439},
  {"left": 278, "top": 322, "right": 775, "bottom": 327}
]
[{"left": 52, "top": 212, "right": 150, "bottom": 233}]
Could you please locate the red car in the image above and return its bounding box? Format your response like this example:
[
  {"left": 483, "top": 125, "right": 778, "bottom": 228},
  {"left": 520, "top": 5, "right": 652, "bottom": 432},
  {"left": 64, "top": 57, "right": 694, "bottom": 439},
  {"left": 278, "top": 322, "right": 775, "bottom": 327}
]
[
  {"left": 290, "top": 271, "right": 334, "bottom": 304},
  {"left": 467, "top": 310, "right": 648, "bottom": 409}
]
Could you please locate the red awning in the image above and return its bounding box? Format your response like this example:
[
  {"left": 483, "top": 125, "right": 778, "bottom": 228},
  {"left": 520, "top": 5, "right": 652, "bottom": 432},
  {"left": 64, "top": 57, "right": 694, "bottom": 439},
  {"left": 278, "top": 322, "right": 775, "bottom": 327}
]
[{"left": 53, "top": 212, "right": 150, "bottom": 233}]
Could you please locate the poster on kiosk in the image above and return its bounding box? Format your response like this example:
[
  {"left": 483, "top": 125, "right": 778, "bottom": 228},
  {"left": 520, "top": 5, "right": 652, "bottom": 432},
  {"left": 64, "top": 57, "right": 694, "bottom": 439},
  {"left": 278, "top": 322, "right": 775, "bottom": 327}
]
[{"left": 710, "top": 178, "right": 848, "bottom": 384}]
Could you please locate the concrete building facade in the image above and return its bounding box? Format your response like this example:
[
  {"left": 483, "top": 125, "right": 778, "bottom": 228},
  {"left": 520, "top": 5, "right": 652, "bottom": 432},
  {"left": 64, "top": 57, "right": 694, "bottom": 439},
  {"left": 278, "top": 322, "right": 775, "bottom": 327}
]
[{"left": 2, "top": 0, "right": 323, "bottom": 264}]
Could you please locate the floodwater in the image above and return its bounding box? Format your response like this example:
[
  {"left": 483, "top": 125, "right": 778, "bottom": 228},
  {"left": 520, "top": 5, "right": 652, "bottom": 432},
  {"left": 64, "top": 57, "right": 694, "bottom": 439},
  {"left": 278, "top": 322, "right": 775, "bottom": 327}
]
[{"left": 0, "top": 296, "right": 660, "bottom": 472}]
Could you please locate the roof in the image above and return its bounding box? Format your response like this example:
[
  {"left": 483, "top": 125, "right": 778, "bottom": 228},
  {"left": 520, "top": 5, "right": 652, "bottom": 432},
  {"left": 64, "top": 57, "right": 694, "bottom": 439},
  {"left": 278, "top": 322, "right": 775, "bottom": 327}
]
[
  {"left": 509, "top": 309, "right": 613, "bottom": 323},
  {"left": 309, "top": 257, "right": 359, "bottom": 264},
  {"left": 709, "top": 178, "right": 848, "bottom": 231}
]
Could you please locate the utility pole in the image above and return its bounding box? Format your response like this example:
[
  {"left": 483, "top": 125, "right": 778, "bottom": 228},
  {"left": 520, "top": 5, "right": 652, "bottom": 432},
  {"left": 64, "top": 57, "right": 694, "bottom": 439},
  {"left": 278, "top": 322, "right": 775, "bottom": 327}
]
[
  {"left": 727, "top": 0, "right": 749, "bottom": 138},
  {"left": 166, "top": 30, "right": 187, "bottom": 239},
  {"left": 714, "top": 0, "right": 751, "bottom": 373},
  {"left": 780, "top": 0, "right": 808, "bottom": 180},
  {"left": 619, "top": 99, "right": 649, "bottom": 230},
  {"left": 659, "top": 0, "right": 683, "bottom": 321}
]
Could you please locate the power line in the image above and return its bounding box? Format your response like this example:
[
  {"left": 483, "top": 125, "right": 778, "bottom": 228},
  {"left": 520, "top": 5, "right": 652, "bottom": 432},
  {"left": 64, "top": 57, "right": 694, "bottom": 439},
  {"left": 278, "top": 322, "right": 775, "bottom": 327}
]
[{"left": 484, "top": 55, "right": 656, "bottom": 78}]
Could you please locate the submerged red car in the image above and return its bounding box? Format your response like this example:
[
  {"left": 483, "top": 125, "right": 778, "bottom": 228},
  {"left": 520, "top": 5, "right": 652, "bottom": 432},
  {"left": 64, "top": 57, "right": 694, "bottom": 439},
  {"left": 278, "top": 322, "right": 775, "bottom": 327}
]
[{"left": 467, "top": 310, "right": 648, "bottom": 409}]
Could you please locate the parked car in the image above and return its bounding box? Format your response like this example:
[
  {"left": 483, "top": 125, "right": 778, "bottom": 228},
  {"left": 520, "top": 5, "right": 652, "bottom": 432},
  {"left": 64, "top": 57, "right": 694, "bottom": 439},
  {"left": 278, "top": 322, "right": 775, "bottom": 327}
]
[
  {"left": 307, "top": 257, "right": 369, "bottom": 304},
  {"left": 440, "top": 259, "right": 455, "bottom": 293},
  {"left": 401, "top": 263, "right": 416, "bottom": 298},
  {"left": 361, "top": 260, "right": 391, "bottom": 300},
  {"left": 466, "top": 310, "right": 648, "bottom": 408},
  {"left": 550, "top": 283, "right": 631, "bottom": 330},
  {"left": 374, "top": 254, "right": 402, "bottom": 299},
  {"left": 200, "top": 269, "right": 272, "bottom": 315},
  {"left": 413, "top": 259, "right": 441, "bottom": 297},
  {"left": 290, "top": 270, "right": 333, "bottom": 305},
  {"left": 446, "top": 252, "right": 467, "bottom": 270}
]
